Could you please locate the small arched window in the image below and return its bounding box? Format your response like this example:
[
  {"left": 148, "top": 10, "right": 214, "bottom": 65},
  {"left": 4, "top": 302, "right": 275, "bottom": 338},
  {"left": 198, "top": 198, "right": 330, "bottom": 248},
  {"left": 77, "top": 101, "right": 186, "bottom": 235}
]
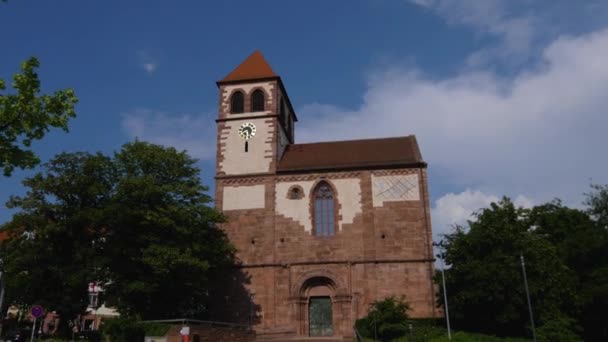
[
  {"left": 288, "top": 185, "right": 304, "bottom": 199},
  {"left": 290, "top": 187, "right": 300, "bottom": 199},
  {"left": 313, "top": 182, "right": 335, "bottom": 236},
  {"left": 251, "top": 89, "right": 265, "bottom": 112},
  {"left": 231, "top": 91, "right": 244, "bottom": 114}
]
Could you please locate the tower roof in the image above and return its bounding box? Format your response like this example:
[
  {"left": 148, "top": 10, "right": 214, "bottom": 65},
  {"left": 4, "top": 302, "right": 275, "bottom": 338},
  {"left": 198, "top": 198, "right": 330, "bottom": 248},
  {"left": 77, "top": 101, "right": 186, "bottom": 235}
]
[{"left": 219, "top": 50, "right": 278, "bottom": 83}]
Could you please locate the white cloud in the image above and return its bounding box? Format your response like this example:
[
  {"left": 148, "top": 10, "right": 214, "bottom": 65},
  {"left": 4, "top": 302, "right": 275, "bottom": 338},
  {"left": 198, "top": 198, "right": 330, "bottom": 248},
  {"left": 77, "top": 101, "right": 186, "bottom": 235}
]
[
  {"left": 121, "top": 110, "right": 216, "bottom": 160},
  {"left": 408, "top": 0, "right": 433, "bottom": 6},
  {"left": 298, "top": 27, "right": 608, "bottom": 208},
  {"left": 431, "top": 189, "right": 533, "bottom": 267},
  {"left": 407, "top": 0, "right": 608, "bottom": 68},
  {"left": 137, "top": 51, "right": 159, "bottom": 74},
  {"left": 142, "top": 62, "right": 157, "bottom": 74},
  {"left": 431, "top": 190, "right": 533, "bottom": 242},
  {"left": 407, "top": 0, "right": 538, "bottom": 66}
]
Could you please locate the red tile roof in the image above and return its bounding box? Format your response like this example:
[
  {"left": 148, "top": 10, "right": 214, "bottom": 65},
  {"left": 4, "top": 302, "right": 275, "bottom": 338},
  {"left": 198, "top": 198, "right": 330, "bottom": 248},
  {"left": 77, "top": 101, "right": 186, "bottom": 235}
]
[
  {"left": 277, "top": 136, "right": 425, "bottom": 172},
  {"left": 219, "top": 50, "right": 278, "bottom": 83}
]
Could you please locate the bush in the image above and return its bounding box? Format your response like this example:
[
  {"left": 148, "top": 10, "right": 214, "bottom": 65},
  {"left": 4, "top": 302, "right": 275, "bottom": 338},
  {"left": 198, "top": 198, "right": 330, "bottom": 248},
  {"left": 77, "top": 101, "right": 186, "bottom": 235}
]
[
  {"left": 536, "top": 313, "right": 581, "bottom": 342},
  {"left": 140, "top": 322, "right": 170, "bottom": 337},
  {"left": 99, "top": 317, "right": 170, "bottom": 342},
  {"left": 355, "top": 296, "right": 411, "bottom": 341},
  {"left": 427, "top": 331, "right": 530, "bottom": 342},
  {"left": 75, "top": 330, "right": 102, "bottom": 342},
  {"left": 100, "top": 317, "right": 145, "bottom": 342}
]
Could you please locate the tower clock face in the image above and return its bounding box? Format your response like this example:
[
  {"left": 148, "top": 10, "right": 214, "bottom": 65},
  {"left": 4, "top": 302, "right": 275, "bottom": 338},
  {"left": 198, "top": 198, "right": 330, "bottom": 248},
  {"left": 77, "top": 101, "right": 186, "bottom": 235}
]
[{"left": 238, "top": 122, "right": 256, "bottom": 140}]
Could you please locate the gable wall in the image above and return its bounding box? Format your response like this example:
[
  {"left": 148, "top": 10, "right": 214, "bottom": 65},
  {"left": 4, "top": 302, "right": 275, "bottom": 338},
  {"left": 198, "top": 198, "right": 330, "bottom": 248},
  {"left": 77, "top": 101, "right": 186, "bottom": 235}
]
[{"left": 215, "top": 167, "right": 437, "bottom": 337}]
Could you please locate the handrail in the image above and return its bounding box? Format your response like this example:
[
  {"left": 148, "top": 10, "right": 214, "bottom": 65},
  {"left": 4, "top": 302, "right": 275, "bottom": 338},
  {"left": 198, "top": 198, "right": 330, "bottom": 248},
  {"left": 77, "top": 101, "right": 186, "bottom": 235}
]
[
  {"left": 353, "top": 326, "right": 364, "bottom": 342},
  {"left": 141, "top": 318, "right": 249, "bottom": 329}
]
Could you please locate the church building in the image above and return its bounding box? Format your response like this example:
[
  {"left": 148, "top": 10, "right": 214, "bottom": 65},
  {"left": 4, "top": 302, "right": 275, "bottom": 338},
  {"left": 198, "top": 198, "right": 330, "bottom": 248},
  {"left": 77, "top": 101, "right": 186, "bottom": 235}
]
[{"left": 214, "top": 51, "right": 437, "bottom": 340}]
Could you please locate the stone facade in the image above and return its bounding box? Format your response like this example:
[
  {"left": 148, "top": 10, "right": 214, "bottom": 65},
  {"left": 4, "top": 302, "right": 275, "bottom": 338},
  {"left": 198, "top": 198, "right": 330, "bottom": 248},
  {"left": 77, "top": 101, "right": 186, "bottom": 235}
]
[{"left": 213, "top": 51, "right": 437, "bottom": 340}]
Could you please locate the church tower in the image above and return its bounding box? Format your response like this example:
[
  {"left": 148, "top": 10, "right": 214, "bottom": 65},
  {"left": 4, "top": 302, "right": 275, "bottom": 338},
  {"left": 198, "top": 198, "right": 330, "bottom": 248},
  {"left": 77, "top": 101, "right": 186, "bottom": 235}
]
[{"left": 215, "top": 50, "right": 296, "bottom": 178}]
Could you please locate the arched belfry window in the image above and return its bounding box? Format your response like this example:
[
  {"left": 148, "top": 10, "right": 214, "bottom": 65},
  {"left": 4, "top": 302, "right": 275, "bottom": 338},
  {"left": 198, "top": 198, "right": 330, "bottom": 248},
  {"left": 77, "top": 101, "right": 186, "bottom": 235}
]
[
  {"left": 313, "top": 182, "right": 335, "bottom": 236},
  {"left": 251, "top": 89, "right": 265, "bottom": 112},
  {"left": 280, "top": 98, "right": 285, "bottom": 120},
  {"left": 230, "top": 91, "right": 244, "bottom": 114}
]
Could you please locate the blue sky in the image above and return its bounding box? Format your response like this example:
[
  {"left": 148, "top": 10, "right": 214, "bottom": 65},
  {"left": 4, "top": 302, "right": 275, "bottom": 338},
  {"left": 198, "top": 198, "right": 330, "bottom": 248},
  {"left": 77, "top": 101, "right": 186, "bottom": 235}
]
[{"left": 2, "top": 0, "right": 608, "bottom": 239}]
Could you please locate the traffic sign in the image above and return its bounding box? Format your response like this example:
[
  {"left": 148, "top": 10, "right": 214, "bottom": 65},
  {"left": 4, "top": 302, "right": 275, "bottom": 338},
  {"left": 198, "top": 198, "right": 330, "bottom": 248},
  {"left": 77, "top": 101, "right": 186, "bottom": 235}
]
[
  {"left": 179, "top": 326, "right": 190, "bottom": 335},
  {"left": 31, "top": 305, "right": 44, "bottom": 318}
]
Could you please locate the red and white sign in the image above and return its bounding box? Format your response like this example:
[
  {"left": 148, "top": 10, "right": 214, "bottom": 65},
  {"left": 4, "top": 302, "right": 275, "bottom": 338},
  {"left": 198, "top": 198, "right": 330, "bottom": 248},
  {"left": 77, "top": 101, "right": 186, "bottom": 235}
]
[
  {"left": 179, "top": 326, "right": 190, "bottom": 336},
  {"left": 88, "top": 282, "right": 103, "bottom": 292}
]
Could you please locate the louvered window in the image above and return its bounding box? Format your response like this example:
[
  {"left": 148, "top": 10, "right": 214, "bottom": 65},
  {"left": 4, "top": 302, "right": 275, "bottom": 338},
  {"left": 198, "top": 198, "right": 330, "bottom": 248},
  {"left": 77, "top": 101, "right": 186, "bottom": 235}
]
[
  {"left": 251, "top": 89, "right": 265, "bottom": 111},
  {"left": 231, "top": 91, "right": 244, "bottom": 114}
]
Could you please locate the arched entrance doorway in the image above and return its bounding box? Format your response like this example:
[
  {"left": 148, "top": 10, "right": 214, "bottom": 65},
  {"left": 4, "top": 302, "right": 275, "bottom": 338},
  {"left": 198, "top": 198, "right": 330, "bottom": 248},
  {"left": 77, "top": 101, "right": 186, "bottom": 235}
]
[
  {"left": 291, "top": 271, "right": 352, "bottom": 338},
  {"left": 300, "top": 276, "right": 335, "bottom": 337}
]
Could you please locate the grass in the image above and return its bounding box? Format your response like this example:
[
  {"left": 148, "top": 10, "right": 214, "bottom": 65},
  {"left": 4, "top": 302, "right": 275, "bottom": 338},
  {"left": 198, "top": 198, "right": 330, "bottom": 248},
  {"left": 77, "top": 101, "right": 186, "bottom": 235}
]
[{"left": 361, "top": 331, "right": 531, "bottom": 342}]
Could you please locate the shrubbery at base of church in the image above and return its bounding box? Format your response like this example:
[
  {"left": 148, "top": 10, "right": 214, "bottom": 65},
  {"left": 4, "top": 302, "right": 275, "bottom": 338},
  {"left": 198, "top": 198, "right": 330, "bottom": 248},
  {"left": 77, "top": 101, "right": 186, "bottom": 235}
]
[
  {"left": 355, "top": 296, "right": 579, "bottom": 342},
  {"left": 355, "top": 296, "right": 411, "bottom": 341},
  {"left": 425, "top": 332, "right": 530, "bottom": 342},
  {"left": 101, "top": 316, "right": 170, "bottom": 342},
  {"left": 361, "top": 329, "right": 533, "bottom": 342}
]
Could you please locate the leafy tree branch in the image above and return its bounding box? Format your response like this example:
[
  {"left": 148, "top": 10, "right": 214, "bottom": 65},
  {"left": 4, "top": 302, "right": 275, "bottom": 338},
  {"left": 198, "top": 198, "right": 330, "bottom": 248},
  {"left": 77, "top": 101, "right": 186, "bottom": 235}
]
[{"left": 0, "top": 57, "right": 78, "bottom": 176}]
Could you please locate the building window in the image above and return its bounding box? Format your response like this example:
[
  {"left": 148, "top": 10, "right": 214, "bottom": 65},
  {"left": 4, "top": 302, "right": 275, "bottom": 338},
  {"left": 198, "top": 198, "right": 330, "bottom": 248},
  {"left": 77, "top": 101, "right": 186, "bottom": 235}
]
[
  {"left": 313, "top": 182, "right": 335, "bottom": 236},
  {"left": 288, "top": 185, "right": 304, "bottom": 199},
  {"left": 231, "top": 91, "right": 244, "bottom": 114},
  {"left": 84, "top": 319, "right": 95, "bottom": 331},
  {"left": 251, "top": 89, "right": 265, "bottom": 111},
  {"left": 280, "top": 98, "right": 285, "bottom": 120},
  {"left": 88, "top": 292, "right": 99, "bottom": 309}
]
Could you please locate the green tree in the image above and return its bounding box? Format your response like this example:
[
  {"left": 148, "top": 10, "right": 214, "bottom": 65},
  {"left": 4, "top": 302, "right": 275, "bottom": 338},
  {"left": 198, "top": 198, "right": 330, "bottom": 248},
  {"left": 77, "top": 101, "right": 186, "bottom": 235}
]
[
  {"left": 0, "top": 142, "right": 235, "bottom": 330},
  {"left": 101, "top": 141, "right": 235, "bottom": 319},
  {"left": 356, "top": 296, "right": 411, "bottom": 341},
  {"left": 437, "top": 198, "right": 579, "bottom": 339},
  {"left": 0, "top": 57, "right": 78, "bottom": 176},
  {"left": 0, "top": 152, "right": 114, "bottom": 332},
  {"left": 580, "top": 185, "right": 608, "bottom": 340},
  {"left": 586, "top": 184, "right": 608, "bottom": 230},
  {"left": 528, "top": 193, "right": 608, "bottom": 341},
  {"left": 528, "top": 200, "right": 603, "bottom": 338}
]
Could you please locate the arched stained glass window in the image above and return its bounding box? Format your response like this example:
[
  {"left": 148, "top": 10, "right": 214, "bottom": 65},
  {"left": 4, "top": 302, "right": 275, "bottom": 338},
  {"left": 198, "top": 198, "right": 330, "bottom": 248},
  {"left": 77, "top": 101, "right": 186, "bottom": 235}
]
[
  {"left": 231, "top": 91, "right": 244, "bottom": 114},
  {"left": 251, "top": 89, "right": 265, "bottom": 111},
  {"left": 314, "top": 182, "right": 335, "bottom": 236}
]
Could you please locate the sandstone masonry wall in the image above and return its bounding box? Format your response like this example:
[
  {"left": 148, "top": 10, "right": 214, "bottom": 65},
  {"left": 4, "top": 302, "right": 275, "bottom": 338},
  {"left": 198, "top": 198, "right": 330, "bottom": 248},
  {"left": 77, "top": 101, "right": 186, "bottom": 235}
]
[{"left": 215, "top": 167, "right": 437, "bottom": 339}]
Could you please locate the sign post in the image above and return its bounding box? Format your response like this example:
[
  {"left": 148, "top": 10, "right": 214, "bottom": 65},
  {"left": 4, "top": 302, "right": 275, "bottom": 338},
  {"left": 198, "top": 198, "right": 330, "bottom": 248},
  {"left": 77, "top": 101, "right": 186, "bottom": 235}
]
[
  {"left": 29, "top": 317, "right": 36, "bottom": 342},
  {"left": 30, "top": 305, "right": 44, "bottom": 342}
]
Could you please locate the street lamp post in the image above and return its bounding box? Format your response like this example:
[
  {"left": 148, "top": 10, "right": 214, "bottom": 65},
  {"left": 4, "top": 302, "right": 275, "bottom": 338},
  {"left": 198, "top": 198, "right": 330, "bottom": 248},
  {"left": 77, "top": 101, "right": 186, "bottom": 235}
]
[
  {"left": 439, "top": 254, "right": 452, "bottom": 340},
  {"left": 520, "top": 254, "right": 537, "bottom": 342},
  {"left": 373, "top": 311, "right": 377, "bottom": 342}
]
